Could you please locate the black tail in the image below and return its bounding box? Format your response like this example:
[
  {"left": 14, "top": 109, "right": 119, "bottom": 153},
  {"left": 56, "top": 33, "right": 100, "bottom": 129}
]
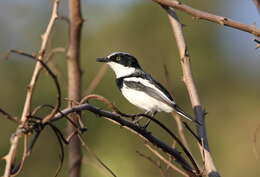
[{"left": 172, "top": 104, "right": 200, "bottom": 125}]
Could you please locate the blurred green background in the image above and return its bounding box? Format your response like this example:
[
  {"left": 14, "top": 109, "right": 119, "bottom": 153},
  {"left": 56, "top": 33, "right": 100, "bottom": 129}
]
[{"left": 0, "top": 0, "right": 260, "bottom": 177}]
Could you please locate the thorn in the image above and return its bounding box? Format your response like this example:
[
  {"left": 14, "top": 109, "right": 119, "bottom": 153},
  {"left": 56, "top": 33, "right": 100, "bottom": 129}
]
[{"left": 2, "top": 154, "right": 8, "bottom": 161}]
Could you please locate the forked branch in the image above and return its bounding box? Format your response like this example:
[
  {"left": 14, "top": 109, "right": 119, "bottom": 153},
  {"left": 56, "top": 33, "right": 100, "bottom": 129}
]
[
  {"left": 3, "top": 1, "right": 60, "bottom": 176},
  {"left": 152, "top": 0, "right": 260, "bottom": 37},
  {"left": 161, "top": 5, "right": 220, "bottom": 177}
]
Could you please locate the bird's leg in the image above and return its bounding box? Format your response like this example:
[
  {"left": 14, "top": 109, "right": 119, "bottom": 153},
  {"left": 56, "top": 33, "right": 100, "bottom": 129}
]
[
  {"left": 143, "top": 111, "right": 157, "bottom": 129},
  {"left": 132, "top": 110, "right": 150, "bottom": 125}
]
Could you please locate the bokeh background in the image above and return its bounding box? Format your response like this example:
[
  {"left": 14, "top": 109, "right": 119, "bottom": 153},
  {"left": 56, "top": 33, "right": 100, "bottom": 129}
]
[{"left": 0, "top": 0, "right": 260, "bottom": 177}]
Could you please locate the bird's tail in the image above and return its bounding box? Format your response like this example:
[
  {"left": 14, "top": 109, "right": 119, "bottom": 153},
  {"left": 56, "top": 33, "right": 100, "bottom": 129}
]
[{"left": 172, "top": 104, "right": 200, "bottom": 125}]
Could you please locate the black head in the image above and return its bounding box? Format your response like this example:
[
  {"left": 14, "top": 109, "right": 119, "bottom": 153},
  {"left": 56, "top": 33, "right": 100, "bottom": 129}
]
[{"left": 96, "top": 52, "right": 141, "bottom": 68}]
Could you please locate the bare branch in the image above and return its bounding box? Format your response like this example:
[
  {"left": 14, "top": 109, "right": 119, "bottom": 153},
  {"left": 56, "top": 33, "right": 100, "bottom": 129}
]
[
  {"left": 145, "top": 144, "right": 191, "bottom": 177},
  {"left": 66, "top": 0, "right": 84, "bottom": 177},
  {"left": 79, "top": 94, "right": 199, "bottom": 173},
  {"left": 50, "top": 102, "right": 197, "bottom": 175},
  {"left": 0, "top": 108, "right": 18, "bottom": 123},
  {"left": 6, "top": 49, "right": 62, "bottom": 124},
  {"left": 83, "top": 64, "right": 108, "bottom": 95},
  {"left": 163, "top": 65, "right": 192, "bottom": 151},
  {"left": 152, "top": 0, "right": 260, "bottom": 37},
  {"left": 3, "top": 1, "right": 60, "bottom": 176},
  {"left": 161, "top": 5, "right": 220, "bottom": 177},
  {"left": 81, "top": 140, "right": 117, "bottom": 177},
  {"left": 136, "top": 150, "right": 167, "bottom": 177}
]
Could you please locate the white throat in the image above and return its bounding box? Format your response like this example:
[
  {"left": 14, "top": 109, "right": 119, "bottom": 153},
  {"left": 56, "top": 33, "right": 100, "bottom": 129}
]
[{"left": 108, "top": 62, "right": 136, "bottom": 78}]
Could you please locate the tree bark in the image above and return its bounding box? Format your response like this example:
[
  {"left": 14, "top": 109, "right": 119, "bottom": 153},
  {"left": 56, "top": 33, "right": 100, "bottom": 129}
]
[{"left": 67, "top": 0, "right": 84, "bottom": 177}]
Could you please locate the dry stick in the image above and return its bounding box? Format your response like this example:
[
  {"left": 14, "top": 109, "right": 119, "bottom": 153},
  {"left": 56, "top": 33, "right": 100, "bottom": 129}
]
[
  {"left": 50, "top": 103, "right": 196, "bottom": 176},
  {"left": 4, "top": 48, "right": 62, "bottom": 176},
  {"left": 145, "top": 144, "right": 190, "bottom": 177},
  {"left": 151, "top": 0, "right": 260, "bottom": 37},
  {"left": 45, "top": 47, "right": 67, "bottom": 88},
  {"left": 6, "top": 49, "right": 62, "bottom": 124},
  {"left": 163, "top": 64, "right": 191, "bottom": 150},
  {"left": 84, "top": 64, "right": 108, "bottom": 95},
  {"left": 0, "top": 108, "right": 18, "bottom": 123},
  {"left": 80, "top": 140, "right": 117, "bottom": 177},
  {"left": 163, "top": 65, "right": 197, "bottom": 170},
  {"left": 2, "top": 1, "right": 59, "bottom": 176},
  {"left": 136, "top": 150, "right": 167, "bottom": 177},
  {"left": 78, "top": 95, "right": 200, "bottom": 175},
  {"left": 171, "top": 113, "right": 190, "bottom": 149},
  {"left": 162, "top": 6, "right": 220, "bottom": 177},
  {"left": 66, "top": 0, "right": 84, "bottom": 177}
]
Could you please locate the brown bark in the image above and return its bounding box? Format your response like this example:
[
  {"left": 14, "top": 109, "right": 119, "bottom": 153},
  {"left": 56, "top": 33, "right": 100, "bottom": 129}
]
[
  {"left": 152, "top": 0, "right": 260, "bottom": 37},
  {"left": 162, "top": 6, "right": 220, "bottom": 177},
  {"left": 66, "top": 0, "right": 84, "bottom": 177}
]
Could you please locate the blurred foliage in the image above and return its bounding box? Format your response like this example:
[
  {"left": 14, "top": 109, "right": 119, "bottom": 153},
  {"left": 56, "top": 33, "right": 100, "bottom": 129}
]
[{"left": 0, "top": 1, "right": 260, "bottom": 177}]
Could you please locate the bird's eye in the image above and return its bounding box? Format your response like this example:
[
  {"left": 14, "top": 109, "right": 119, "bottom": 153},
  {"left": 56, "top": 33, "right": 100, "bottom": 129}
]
[{"left": 116, "top": 56, "right": 121, "bottom": 61}]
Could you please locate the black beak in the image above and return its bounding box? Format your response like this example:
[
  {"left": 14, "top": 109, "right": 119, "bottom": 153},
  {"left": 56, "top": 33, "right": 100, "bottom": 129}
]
[{"left": 96, "top": 57, "right": 109, "bottom": 63}]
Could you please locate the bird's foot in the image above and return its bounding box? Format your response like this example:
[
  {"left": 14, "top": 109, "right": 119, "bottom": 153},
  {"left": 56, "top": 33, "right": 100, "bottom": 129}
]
[{"left": 132, "top": 117, "right": 142, "bottom": 126}]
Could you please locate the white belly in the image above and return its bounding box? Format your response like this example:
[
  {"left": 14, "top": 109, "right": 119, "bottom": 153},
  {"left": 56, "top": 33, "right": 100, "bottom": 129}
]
[{"left": 121, "top": 86, "right": 173, "bottom": 113}]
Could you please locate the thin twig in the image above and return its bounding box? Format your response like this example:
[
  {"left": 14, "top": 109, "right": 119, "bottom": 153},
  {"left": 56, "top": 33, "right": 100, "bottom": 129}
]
[
  {"left": 80, "top": 140, "right": 117, "bottom": 177},
  {"left": 163, "top": 64, "right": 191, "bottom": 150},
  {"left": 136, "top": 150, "right": 167, "bottom": 177},
  {"left": 163, "top": 61, "right": 199, "bottom": 172},
  {"left": 161, "top": 5, "right": 220, "bottom": 177},
  {"left": 145, "top": 144, "right": 191, "bottom": 177},
  {"left": 78, "top": 94, "right": 200, "bottom": 173},
  {"left": 45, "top": 47, "right": 67, "bottom": 86},
  {"left": 83, "top": 64, "right": 108, "bottom": 95},
  {"left": 0, "top": 108, "right": 18, "bottom": 123},
  {"left": 7, "top": 49, "right": 62, "bottom": 124},
  {"left": 3, "top": 1, "right": 60, "bottom": 176},
  {"left": 152, "top": 0, "right": 260, "bottom": 37},
  {"left": 50, "top": 102, "right": 197, "bottom": 175}
]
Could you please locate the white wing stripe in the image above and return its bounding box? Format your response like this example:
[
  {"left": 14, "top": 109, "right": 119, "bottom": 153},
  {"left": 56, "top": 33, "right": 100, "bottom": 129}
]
[{"left": 124, "top": 77, "right": 174, "bottom": 105}]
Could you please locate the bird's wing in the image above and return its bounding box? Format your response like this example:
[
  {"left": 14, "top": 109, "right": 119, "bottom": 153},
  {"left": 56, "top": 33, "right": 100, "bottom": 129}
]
[
  {"left": 123, "top": 74, "right": 195, "bottom": 122},
  {"left": 123, "top": 75, "right": 175, "bottom": 107}
]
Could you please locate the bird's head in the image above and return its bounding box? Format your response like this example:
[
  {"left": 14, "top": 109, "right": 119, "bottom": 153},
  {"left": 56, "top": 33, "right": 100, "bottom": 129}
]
[{"left": 96, "top": 52, "right": 142, "bottom": 78}]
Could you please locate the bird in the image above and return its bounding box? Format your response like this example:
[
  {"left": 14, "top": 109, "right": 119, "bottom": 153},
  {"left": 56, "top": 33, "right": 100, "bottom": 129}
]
[{"left": 96, "top": 52, "right": 196, "bottom": 125}]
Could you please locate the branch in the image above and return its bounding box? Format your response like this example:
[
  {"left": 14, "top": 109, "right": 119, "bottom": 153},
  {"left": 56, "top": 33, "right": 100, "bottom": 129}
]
[
  {"left": 50, "top": 102, "right": 197, "bottom": 176},
  {"left": 163, "top": 65, "right": 193, "bottom": 153},
  {"left": 145, "top": 144, "right": 190, "bottom": 177},
  {"left": 161, "top": 5, "right": 220, "bottom": 177},
  {"left": 6, "top": 49, "right": 62, "bottom": 124},
  {"left": 66, "top": 0, "right": 84, "bottom": 177},
  {"left": 3, "top": 1, "right": 60, "bottom": 176},
  {"left": 83, "top": 64, "right": 108, "bottom": 95},
  {"left": 0, "top": 108, "right": 18, "bottom": 123},
  {"left": 78, "top": 94, "right": 199, "bottom": 174},
  {"left": 152, "top": 0, "right": 260, "bottom": 37},
  {"left": 136, "top": 150, "right": 167, "bottom": 177}
]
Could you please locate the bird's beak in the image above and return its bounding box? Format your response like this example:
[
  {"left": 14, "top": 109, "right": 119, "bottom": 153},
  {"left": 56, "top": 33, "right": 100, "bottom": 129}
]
[{"left": 96, "top": 57, "right": 109, "bottom": 63}]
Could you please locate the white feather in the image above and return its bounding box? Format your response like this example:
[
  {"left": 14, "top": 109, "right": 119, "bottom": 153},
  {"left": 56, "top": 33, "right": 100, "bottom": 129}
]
[
  {"left": 121, "top": 83, "right": 173, "bottom": 113},
  {"left": 124, "top": 77, "right": 175, "bottom": 105},
  {"left": 108, "top": 62, "right": 136, "bottom": 78}
]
